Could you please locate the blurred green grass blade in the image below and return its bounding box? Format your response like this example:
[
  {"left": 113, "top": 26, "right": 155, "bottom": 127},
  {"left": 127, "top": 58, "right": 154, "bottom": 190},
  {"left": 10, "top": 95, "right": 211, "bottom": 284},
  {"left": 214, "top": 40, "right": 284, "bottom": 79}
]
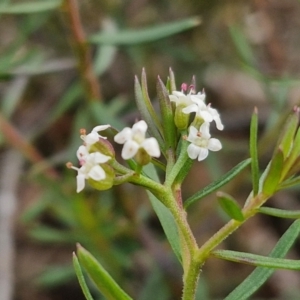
[
  {"left": 37, "top": 265, "right": 75, "bottom": 288},
  {"left": 88, "top": 100, "right": 126, "bottom": 129},
  {"left": 0, "top": 0, "right": 62, "bottom": 14},
  {"left": 90, "top": 17, "right": 201, "bottom": 45},
  {"left": 1, "top": 77, "right": 28, "bottom": 117},
  {"left": 73, "top": 254, "right": 95, "bottom": 300},
  {"left": 250, "top": 107, "right": 259, "bottom": 196},
  {"left": 212, "top": 249, "right": 300, "bottom": 270},
  {"left": 262, "top": 148, "right": 284, "bottom": 196},
  {"left": 224, "top": 219, "right": 300, "bottom": 300},
  {"left": 138, "top": 267, "right": 171, "bottom": 300},
  {"left": 77, "top": 244, "right": 133, "bottom": 300},
  {"left": 229, "top": 25, "right": 255, "bottom": 66},
  {"left": 144, "top": 164, "right": 182, "bottom": 263},
  {"left": 257, "top": 207, "right": 300, "bottom": 219},
  {"left": 184, "top": 158, "right": 251, "bottom": 209},
  {"left": 217, "top": 192, "right": 244, "bottom": 222},
  {"left": 29, "top": 226, "right": 78, "bottom": 243},
  {"left": 93, "top": 18, "right": 118, "bottom": 76}
]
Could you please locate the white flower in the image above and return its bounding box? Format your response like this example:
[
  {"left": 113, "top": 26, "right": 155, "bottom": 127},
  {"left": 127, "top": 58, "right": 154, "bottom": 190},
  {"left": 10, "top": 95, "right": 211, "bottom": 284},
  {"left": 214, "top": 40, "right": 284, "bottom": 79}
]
[
  {"left": 70, "top": 145, "right": 111, "bottom": 192},
  {"left": 81, "top": 124, "right": 111, "bottom": 149},
  {"left": 186, "top": 124, "right": 222, "bottom": 161},
  {"left": 182, "top": 92, "right": 224, "bottom": 130},
  {"left": 114, "top": 120, "right": 160, "bottom": 160}
]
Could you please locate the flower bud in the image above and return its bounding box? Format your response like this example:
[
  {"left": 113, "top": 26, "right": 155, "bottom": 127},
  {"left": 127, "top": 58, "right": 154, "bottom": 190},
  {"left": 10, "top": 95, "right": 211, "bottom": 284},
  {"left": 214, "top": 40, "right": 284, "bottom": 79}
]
[
  {"left": 174, "top": 104, "right": 190, "bottom": 130},
  {"left": 135, "top": 148, "right": 152, "bottom": 166},
  {"left": 89, "top": 138, "right": 115, "bottom": 158},
  {"left": 87, "top": 164, "right": 115, "bottom": 191}
]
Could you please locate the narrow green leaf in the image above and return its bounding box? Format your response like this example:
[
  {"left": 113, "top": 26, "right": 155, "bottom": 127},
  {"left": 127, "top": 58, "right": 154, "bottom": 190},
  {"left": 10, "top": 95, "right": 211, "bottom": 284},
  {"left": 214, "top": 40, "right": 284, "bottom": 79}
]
[
  {"left": 217, "top": 192, "right": 244, "bottom": 222},
  {"left": 168, "top": 68, "right": 177, "bottom": 92},
  {"left": 250, "top": 107, "right": 259, "bottom": 196},
  {"left": 229, "top": 26, "right": 256, "bottom": 66},
  {"left": 141, "top": 69, "right": 164, "bottom": 134},
  {"left": 276, "top": 108, "right": 299, "bottom": 159},
  {"left": 184, "top": 158, "right": 251, "bottom": 209},
  {"left": 225, "top": 219, "right": 300, "bottom": 300},
  {"left": 212, "top": 249, "right": 300, "bottom": 270},
  {"left": 157, "top": 76, "right": 176, "bottom": 152},
  {"left": 258, "top": 207, "right": 300, "bottom": 219},
  {"left": 279, "top": 175, "right": 300, "bottom": 190},
  {"left": 29, "top": 226, "right": 77, "bottom": 243},
  {"left": 144, "top": 164, "right": 182, "bottom": 263},
  {"left": 0, "top": 1, "right": 62, "bottom": 14},
  {"left": 73, "top": 253, "right": 95, "bottom": 300},
  {"left": 281, "top": 126, "right": 300, "bottom": 180},
  {"left": 37, "top": 265, "right": 75, "bottom": 288},
  {"left": 134, "top": 76, "right": 164, "bottom": 151},
  {"left": 77, "top": 245, "right": 133, "bottom": 300},
  {"left": 90, "top": 17, "right": 201, "bottom": 45},
  {"left": 262, "top": 148, "right": 284, "bottom": 196}
]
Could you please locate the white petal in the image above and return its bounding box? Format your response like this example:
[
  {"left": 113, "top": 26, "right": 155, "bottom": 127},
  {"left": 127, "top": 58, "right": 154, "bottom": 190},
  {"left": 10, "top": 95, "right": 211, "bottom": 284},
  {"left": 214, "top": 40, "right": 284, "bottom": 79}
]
[
  {"left": 198, "top": 110, "right": 213, "bottom": 123},
  {"left": 132, "top": 120, "right": 147, "bottom": 134},
  {"left": 114, "top": 127, "right": 132, "bottom": 144},
  {"left": 88, "top": 165, "right": 106, "bottom": 181},
  {"left": 187, "top": 126, "right": 198, "bottom": 143},
  {"left": 169, "top": 95, "right": 178, "bottom": 103},
  {"left": 92, "top": 124, "right": 110, "bottom": 133},
  {"left": 142, "top": 138, "right": 160, "bottom": 157},
  {"left": 76, "top": 145, "right": 89, "bottom": 160},
  {"left": 172, "top": 91, "right": 185, "bottom": 97},
  {"left": 84, "top": 132, "right": 100, "bottom": 145},
  {"left": 121, "top": 140, "right": 139, "bottom": 159},
  {"left": 215, "top": 116, "right": 224, "bottom": 130},
  {"left": 76, "top": 174, "right": 86, "bottom": 193},
  {"left": 187, "top": 144, "right": 200, "bottom": 159},
  {"left": 182, "top": 104, "right": 198, "bottom": 114},
  {"left": 199, "top": 122, "right": 211, "bottom": 139},
  {"left": 208, "top": 138, "right": 222, "bottom": 151},
  {"left": 89, "top": 152, "right": 111, "bottom": 164},
  {"left": 191, "top": 94, "right": 206, "bottom": 106},
  {"left": 197, "top": 147, "right": 209, "bottom": 161}
]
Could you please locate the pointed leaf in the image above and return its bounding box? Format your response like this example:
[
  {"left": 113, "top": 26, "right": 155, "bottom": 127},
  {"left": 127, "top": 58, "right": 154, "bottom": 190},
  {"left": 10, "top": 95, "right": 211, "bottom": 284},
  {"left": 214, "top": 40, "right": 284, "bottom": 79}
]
[
  {"left": 168, "top": 68, "right": 177, "bottom": 92},
  {"left": 279, "top": 175, "right": 300, "bottom": 190},
  {"left": 73, "top": 253, "right": 94, "bottom": 300},
  {"left": 157, "top": 76, "right": 176, "bottom": 152},
  {"left": 89, "top": 17, "right": 201, "bottom": 45},
  {"left": 281, "top": 125, "right": 300, "bottom": 180},
  {"left": 262, "top": 148, "right": 284, "bottom": 196},
  {"left": 258, "top": 207, "right": 300, "bottom": 219},
  {"left": 225, "top": 219, "right": 300, "bottom": 300},
  {"left": 184, "top": 158, "right": 251, "bottom": 209},
  {"left": 276, "top": 108, "right": 299, "bottom": 159},
  {"left": 212, "top": 249, "right": 300, "bottom": 270},
  {"left": 0, "top": 1, "right": 62, "bottom": 14},
  {"left": 77, "top": 245, "right": 132, "bottom": 300},
  {"left": 144, "top": 164, "right": 182, "bottom": 263},
  {"left": 134, "top": 76, "right": 164, "bottom": 151},
  {"left": 250, "top": 107, "right": 259, "bottom": 196},
  {"left": 217, "top": 192, "right": 244, "bottom": 222}
]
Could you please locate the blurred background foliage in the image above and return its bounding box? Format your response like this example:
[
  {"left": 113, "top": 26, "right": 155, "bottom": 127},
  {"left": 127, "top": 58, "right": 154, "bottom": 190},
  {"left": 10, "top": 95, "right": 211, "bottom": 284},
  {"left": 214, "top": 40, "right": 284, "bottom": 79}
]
[{"left": 1, "top": 0, "right": 300, "bottom": 299}]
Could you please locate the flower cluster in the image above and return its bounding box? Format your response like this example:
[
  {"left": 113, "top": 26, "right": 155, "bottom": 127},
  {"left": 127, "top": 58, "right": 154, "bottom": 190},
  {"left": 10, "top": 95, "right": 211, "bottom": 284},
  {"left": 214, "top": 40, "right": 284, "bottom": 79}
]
[
  {"left": 170, "top": 85, "right": 223, "bottom": 161},
  {"left": 67, "top": 125, "right": 114, "bottom": 193},
  {"left": 68, "top": 75, "right": 223, "bottom": 193},
  {"left": 67, "top": 121, "right": 161, "bottom": 192}
]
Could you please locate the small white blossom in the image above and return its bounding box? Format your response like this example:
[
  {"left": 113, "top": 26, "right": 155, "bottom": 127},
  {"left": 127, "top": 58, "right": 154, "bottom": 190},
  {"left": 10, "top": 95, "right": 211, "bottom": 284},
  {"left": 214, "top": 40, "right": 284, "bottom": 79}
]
[
  {"left": 81, "top": 125, "right": 111, "bottom": 149},
  {"left": 70, "top": 145, "right": 111, "bottom": 192},
  {"left": 114, "top": 120, "right": 160, "bottom": 160},
  {"left": 186, "top": 124, "right": 222, "bottom": 161},
  {"left": 182, "top": 92, "right": 224, "bottom": 130}
]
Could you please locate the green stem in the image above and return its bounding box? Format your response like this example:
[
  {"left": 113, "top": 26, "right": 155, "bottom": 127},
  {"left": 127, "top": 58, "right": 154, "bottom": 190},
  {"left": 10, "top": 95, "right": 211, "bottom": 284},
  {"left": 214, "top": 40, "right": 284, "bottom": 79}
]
[{"left": 165, "top": 138, "right": 189, "bottom": 186}]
